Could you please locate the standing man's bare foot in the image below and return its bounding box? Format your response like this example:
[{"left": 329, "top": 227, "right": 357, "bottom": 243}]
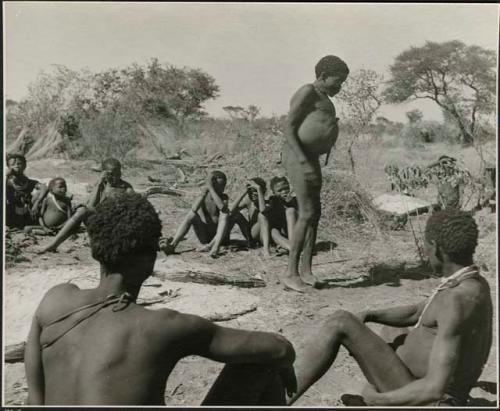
[
  {"left": 300, "top": 271, "right": 319, "bottom": 286},
  {"left": 281, "top": 274, "right": 310, "bottom": 293}
]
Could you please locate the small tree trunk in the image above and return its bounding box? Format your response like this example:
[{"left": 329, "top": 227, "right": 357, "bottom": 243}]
[{"left": 348, "top": 142, "right": 356, "bottom": 174}]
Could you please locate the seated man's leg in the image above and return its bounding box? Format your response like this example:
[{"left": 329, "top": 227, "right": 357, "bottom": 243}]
[
  {"left": 171, "top": 210, "right": 209, "bottom": 248},
  {"left": 271, "top": 228, "right": 291, "bottom": 251},
  {"left": 231, "top": 211, "right": 252, "bottom": 245},
  {"left": 209, "top": 212, "right": 232, "bottom": 257},
  {"left": 254, "top": 214, "right": 271, "bottom": 257},
  {"left": 201, "top": 363, "right": 286, "bottom": 406},
  {"left": 190, "top": 213, "right": 214, "bottom": 245},
  {"left": 38, "top": 206, "right": 89, "bottom": 253},
  {"left": 285, "top": 207, "right": 297, "bottom": 244},
  {"left": 24, "top": 225, "right": 53, "bottom": 236},
  {"left": 289, "top": 310, "right": 414, "bottom": 405}
]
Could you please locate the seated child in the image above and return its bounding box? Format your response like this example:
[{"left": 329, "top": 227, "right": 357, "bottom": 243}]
[
  {"left": 5, "top": 153, "right": 49, "bottom": 229},
  {"left": 267, "top": 177, "right": 298, "bottom": 253},
  {"left": 37, "top": 158, "right": 134, "bottom": 253},
  {"left": 162, "top": 171, "right": 232, "bottom": 258},
  {"left": 24, "top": 178, "right": 73, "bottom": 236},
  {"left": 214, "top": 177, "right": 272, "bottom": 258}
]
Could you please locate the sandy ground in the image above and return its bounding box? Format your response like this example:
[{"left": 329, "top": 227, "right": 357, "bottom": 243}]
[{"left": 3, "top": 159, "right": 497, "bottom": 406}]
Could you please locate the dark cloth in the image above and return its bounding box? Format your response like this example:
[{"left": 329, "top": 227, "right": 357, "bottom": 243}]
[
  {"left": 432, "top": 393, "right": 468, "bottom": 407},
  {"left": 267, "top": 195, "right": 297, "bottom": 235},
  {"left": 5, "top": 174, "right": 39, "bottom": 227}
]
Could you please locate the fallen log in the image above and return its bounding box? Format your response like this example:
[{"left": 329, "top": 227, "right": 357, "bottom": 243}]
[
  {"left": 5, "top": 342, "right": 26, "bottom": 363},
  {"left": 144, "top": 186, "right": 197, "bottom": 197},
  {"left": 166, "top": 270, "right": 266, "bottom": 288},
  {"left": 207, "top": 305, "right": 258, "bottom": 322}
]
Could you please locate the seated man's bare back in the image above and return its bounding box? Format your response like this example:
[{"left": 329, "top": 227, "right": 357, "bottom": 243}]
[{"left": 26, "top": 194, "right": 296, "bottom": 406}]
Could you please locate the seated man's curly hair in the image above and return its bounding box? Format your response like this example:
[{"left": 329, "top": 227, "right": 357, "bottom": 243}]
[
  {"left": 102, "top": 157, "right": 121, "bottom": 170},
  {"left": 315, "top": 55, "right": 349, "bottom": 78},
  {"left": 249, "top": 177, "right": 267, "bottom": 193},
  {"left": 6, "top": 153, "right": 27, "bottom": 165},
  {"left": 270, "top": 176, "right": 289, "bottom": 192},
  {"left": 425, "top": 209, "right": 479, "bottom": 266},
  {"left": 86, "top": 193, "right": 162, "bottom": 268}
]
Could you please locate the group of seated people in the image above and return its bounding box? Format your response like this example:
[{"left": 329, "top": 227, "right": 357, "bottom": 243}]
[
  {"left": 5, "top": 153, "right": 494, "bottom": 407},
  {"left": 5, "top": 153, "right": 297, "bottom": 258}
]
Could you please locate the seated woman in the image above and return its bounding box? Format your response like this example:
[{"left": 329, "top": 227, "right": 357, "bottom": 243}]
[{"left": 37, "top": 158, "right": 133, "bottom": 253}]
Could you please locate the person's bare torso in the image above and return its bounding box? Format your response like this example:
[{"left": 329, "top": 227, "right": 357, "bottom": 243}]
[
  {"left": 200, "top": 193, "right": 227, "bottom": 226},
  {"left": 397, "top": 277, "right": 492, "bottom": 400},
  {"left": 42, "top": 197, "right": 70, "bottom": 228},
  {"left": 39, "top": 286, "right": 185, "bottom": 405},
  {"left": 296, "top": 86, "right": 339, "bottom": 157}
]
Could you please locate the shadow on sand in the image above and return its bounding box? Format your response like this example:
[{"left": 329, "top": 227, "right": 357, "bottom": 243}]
[{"left": 315, "top": 261, "right": 435, "bottom": 289}]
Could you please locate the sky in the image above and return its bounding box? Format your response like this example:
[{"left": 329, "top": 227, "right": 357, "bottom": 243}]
[{"left": 3, "top": 2, "right": 498, "bottom": 122}]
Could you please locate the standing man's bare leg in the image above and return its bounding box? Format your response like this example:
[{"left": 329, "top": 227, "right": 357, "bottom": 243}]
[
  {"left": 282, "top": 147, "right": 313, "bottom": 292},
  {"left": 300, "top": 190, "right": 321, "bottom": 285},
  {"left": 286, "top": 207, "right": 298, "bottom": 244}
]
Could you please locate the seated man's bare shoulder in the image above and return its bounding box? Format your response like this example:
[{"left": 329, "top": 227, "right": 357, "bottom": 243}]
[
  {"left": 438, "top": 279, "right": 489, "bottom": 325},
  {"left": 36, "top": 283, "right": 81, "bottom": 324}
]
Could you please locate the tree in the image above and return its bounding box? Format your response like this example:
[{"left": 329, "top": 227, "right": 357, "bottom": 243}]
[
  {"left": 336, "top": 68, "right": 383, "bottom": 173},
  {"left": 384, "top": 41, "right": 496, "bottom": 145},
  {"left": 223, "top": 105, "right": 246, "bottom": 120},
  {"left": 223, "top": 104, "right": 261, "bottom": 121},
  {"left": 123, "top": 59, "right": 220, "bottom": 124},
  {"left": 405, "top": 109, "right": 423, "bottom": 124}
]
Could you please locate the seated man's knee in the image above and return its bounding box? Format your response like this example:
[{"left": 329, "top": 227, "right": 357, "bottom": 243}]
[{"left": 324, "top": 310, "right": 358, "bottom": 334}]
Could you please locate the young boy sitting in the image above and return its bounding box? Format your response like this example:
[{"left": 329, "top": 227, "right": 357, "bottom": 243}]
[
  {"left": 37, "top": 158, "right": 134, "bottom": 253},
  {"left": 267, "top": 176, "right": 298, "bottom": 253},
  {"left": 24, "top": 178, "right": 73, "bottom": 236},
  {"left": 5, "top": 153, "right": 49, "bottom": 229},
  {"left": 216, "top": 177, "right": 272, "bottom": 258},
  {"left": 162, "top": 170, "right": 235, "bottom": 258},
  {"left": 25, "top": 193, "right": 296, "bottom": 406}
]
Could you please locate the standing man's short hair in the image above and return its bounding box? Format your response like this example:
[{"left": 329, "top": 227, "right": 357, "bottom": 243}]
[{"left": 315, "top": 55, "right": 349, "bottom": 78}]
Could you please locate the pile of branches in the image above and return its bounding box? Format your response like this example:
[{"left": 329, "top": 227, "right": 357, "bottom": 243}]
[{"left": 321, "top": 172, "right": 384, "bottom": 238}]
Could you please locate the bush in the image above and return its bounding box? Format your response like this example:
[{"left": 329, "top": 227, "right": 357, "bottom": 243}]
[
  {"left": 78, "top": 110, "right": 139, "bottom": 161},
  {"left": 400, "top": 120, "right": 460, "bottom": 147}
]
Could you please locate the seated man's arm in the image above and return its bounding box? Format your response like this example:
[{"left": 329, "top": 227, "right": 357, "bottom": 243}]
[
  {"left": 25, "top": 313, "right": 45, "bottom": 405},
  {"left": 206, "top": 174, "right": 228, "bottom": 213},
  {"left": 32, "top": 182, "right": 49, "bottom": 218},
  {"left": 125, "top": 181, "right": 134, "bottom": 193},
  {"left": 86, "top": 177, "right": 105, "bottom": 208},
  {"left": 361, "top": 301, "right": 426, "bottom": 327},
  {"left": 178, "top": 312, "right": 295, "bottom": 367},
  {"left": 365, "top": 294, "right": 465, "bottom": 406},
  {"left": 229, "top": 190, "right": 250, "bottom": 214}
]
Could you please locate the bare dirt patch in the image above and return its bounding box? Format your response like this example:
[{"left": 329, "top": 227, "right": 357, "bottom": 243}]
[{"left": 3, "top": 159, "right": 497, "bottom": 406}]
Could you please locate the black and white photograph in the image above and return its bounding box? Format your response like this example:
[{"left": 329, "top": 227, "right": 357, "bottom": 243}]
[{"left": 3, "top": 1, "right": 498, "bottom": 407}]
